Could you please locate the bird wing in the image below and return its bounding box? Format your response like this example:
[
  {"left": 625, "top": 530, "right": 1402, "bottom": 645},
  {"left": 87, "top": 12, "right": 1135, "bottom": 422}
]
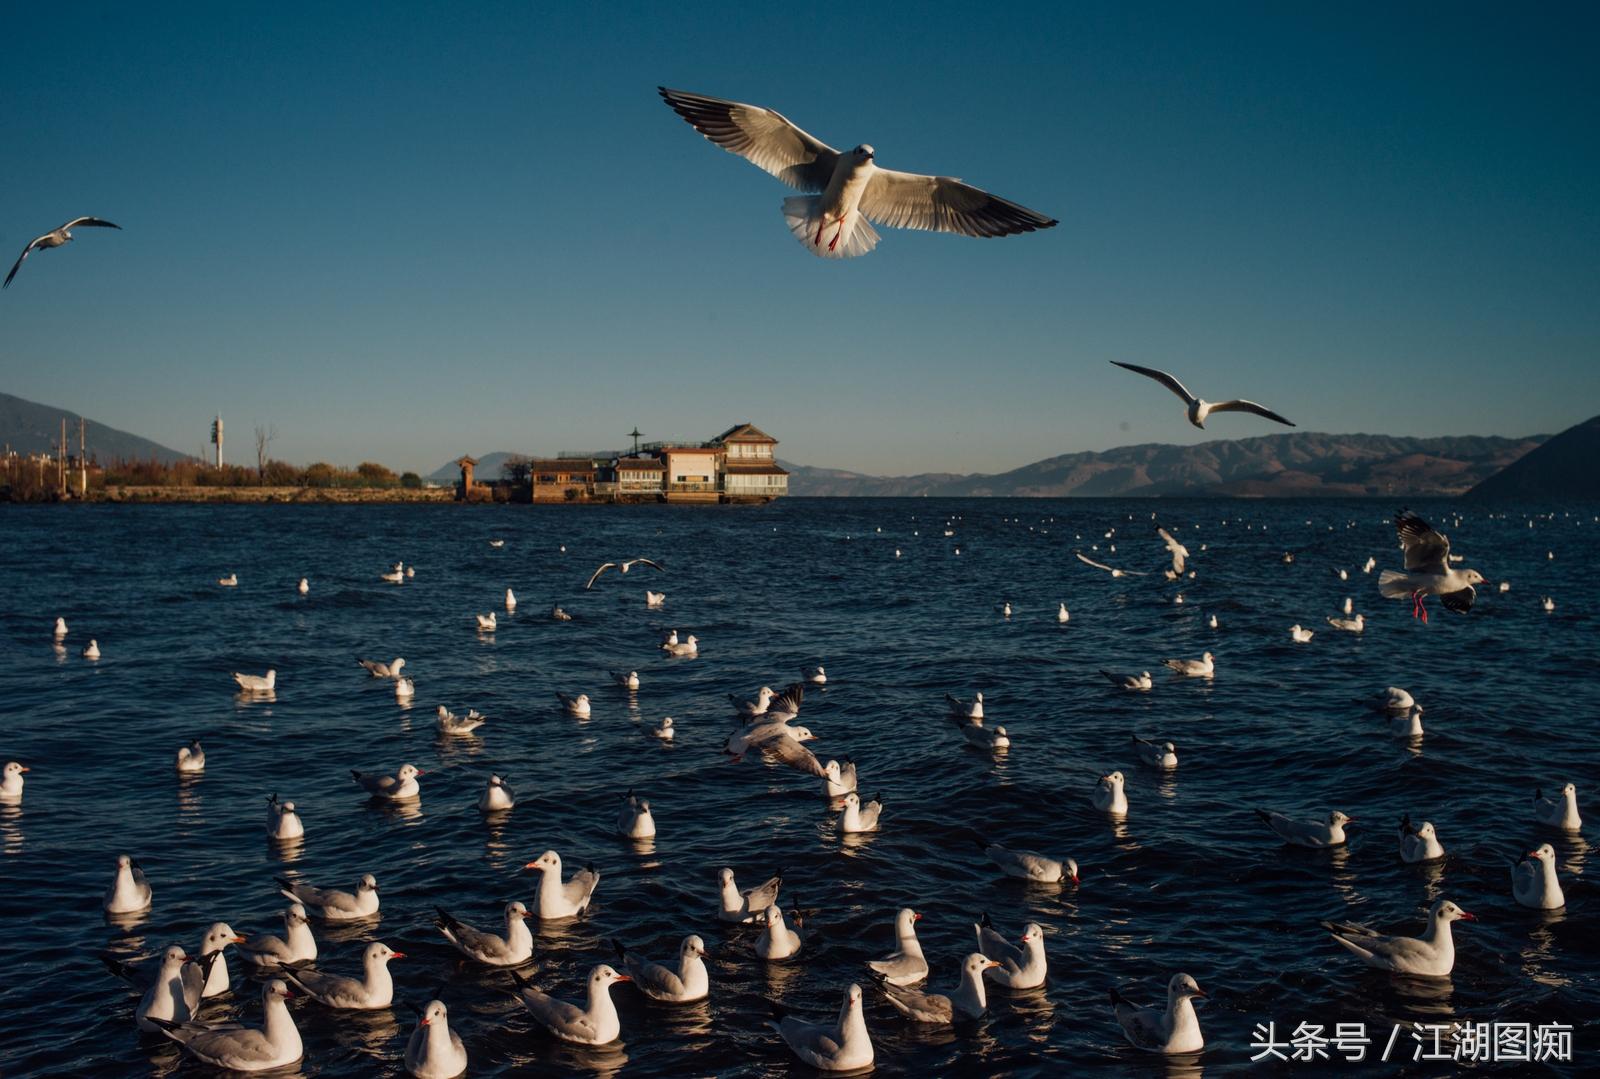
[
  {"left": 976, "top": 923, "right": 1022, "bottom": 965},
  {"left": 1439, "top": 586, "right": 1476, "bottom": 614},
  {"left": 1207, "top": 399, "right": 1296, "bottom": 426},
  {"left": 65, "top": 217, "right": 121, "bottom": 230},
  {"left": 1075, "top": 552, "right": 1115, "bottom": 573},
  {"left": 766, "top": 683, "right": 804, "bottom": 718},
  {"left": 1113, "top": 998, "right": 1166, "bottom": 1050},
  {"left": 658, "top": 87, "right": 840, "bottom": 192},
  {"left": 764, "top": 735, "right": 828, "bottom": 777},
  {"left": 4, "top": 237, "right": 48, "bottom": 288},
  {"left": 438, "top": 913, "right": 507, "bottom": 960},
  {"left": 743, "top": 874, "right": 784, "bottom": 911},
  {"left": 1109, "top": 361, "right": 1196, "bottom": 405},
  {"left": 1394, "top": 512, "right": 1451, "bottom": 573},
  {"left": 564, "top": 866, "right": 600, "bottom": 906},
  {"left": 858, "top": 168, "right": 1057, "bottom": 238},
  {"left": 518, "top": 986, "right": 587, "bottom": 1030},
  {"left": 629, "top": 557, "right": 665, "bottom": 572},
  {"left": 885, "top": 985, "right": 955, "bottom": 1023},
  {"left": 584, "top": 563, "right": 616, "bottom": 590},
  {"left": 626, "top": 954, "right": 686, "bottom": 999}
]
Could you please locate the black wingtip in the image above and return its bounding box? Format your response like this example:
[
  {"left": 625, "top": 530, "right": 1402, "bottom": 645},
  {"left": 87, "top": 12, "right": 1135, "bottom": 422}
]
[
  {"left": 1108, "top": 987, "right": 1130, "bottom": 1007},
  {"left": 980, "top": 911, "right": 993, "bottom": 929},
  {"left": 768, "top": 997, "right": 789, "bottom": 1021},
  {"left": 509, "top": 969, "right": 533, "bottom": 990},
  {"left": 1254, "top": 809, "right": 1272, "bottom": 824},
  {"left": 273, "top": 876, "right": 294, "bottom": 891},
  {"left": 612, "top": 939, "right": 626, "bottom": 960}
]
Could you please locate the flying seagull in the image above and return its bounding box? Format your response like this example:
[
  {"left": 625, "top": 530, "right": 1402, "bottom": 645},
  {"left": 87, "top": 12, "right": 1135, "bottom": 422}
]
[
  {"left": 1075, "top": 551, "right": 1148, "bottom": 578},
  {"left": 584, "top": 557, "right": 664, "bottom": 590},
  {"left": 1110, "top": 361, "right": 1294, "bottom": 429},
  {"left": 5, "top": 217, "right": 122, "bottom": 289},
  {"left": 658, "top": 87, "right": 1056, "bottom": 259},
  {"left": 1378, "top": 510, "right": 1488, "bottom": 621}
]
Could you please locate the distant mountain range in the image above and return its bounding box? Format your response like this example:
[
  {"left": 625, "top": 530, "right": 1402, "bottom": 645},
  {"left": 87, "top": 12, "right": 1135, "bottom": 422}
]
[
  {"left": 782, "top": 431, "right": 1548, "bottom": 498},
  {"left": 1467, "top": 415, "right": 1600, "bottom": 499},
  {"left": 0, "top": 392, "right": 191, "bottom": 464}
]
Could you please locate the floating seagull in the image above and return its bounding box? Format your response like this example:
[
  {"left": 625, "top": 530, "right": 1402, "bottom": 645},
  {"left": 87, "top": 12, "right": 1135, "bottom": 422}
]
[
  {"left": 524, "top": 850, "right": 600, "bottom": 919},
  {"left": 284, "top": 941, "right": 404, "bottom": 1010},
  {"left": 1358, "top": 686, "right": 1414, "bottom": 713},
  {"left": 1533, "top": 783, "right": 1582, "bottom": 831},
  {"left": 381, "top": 566, "right": 405, "bottom": 583},
  {"left": 879, "top": 953, "right": 997, "bottom": 1024},
  {"left": 505, "top": 587, "right": 517, "bottom": 610},
  {"left": 1111, "top": 361, "right": 1294, "bottom": 430},
  {"left": 867, "top": 909, "right": 928, "bottom": 986},
  {"left": 52, "top": 616, "right": 68, "bottom": 638},
  {"left": 0, "top": 761, "right": 28, "bottom": 805},
  {"left": 661, "top": 628, "right": 679, "bottom": 646},
  {"left": 394, "top": 676, "right": 415, "bottom": 700},
  {"left": 953, "top": 716, "right": 1010, "bottom": 751},
  {"left": 404, "top": 998, "right": 468, "bottom": 1079},
  {"left": 550, "top": 604, "right": 573, "bottom": 621},
  {"left": 511, "top": 965, "right": 630, "bottom": 1046},
  {"left": 755, "top": 904, "right": 805, "bottom": 960},
  {"left": 658, "top": 87, "right": 1056, "bottom": 259},
  {"left": 1542, "top": 595, "right": 1555, "bottom": 612},
  {"left": 718, "top": 867, "right": 783, "bottom": 923},
  {"left": 1092, "top": 771, "right": 1129, "bottom": 814},
  {"left": 405, "top": 565, "right": 415, "bottom": 578},
  {"left": 237, "top": 905, "right": 316, "bottom": 971},
  {"left": 585, "top": 557, "right": 664, "bottom": 590},
  {"left": 1109, "top": 973, "right": 1207, "bottom": 1054},
  {"left": 974, "top": 915, "right": 1047, "bottom": 990},
  {"left": 4, "top": 216, "right": 121, "bottom": 289},
  {"left": 297, "top": 577, "right": 309, "bottom": 595},
  {"left": 437, "top": 706, "right": 486, "bottom": 736},
  {"left": 651, "top": 717, "right": 675, "bottom": 741},
  {"left": 81, "top": 638, "right": 100, "bottom": 659},
  {"left": 731, "top": 686, "right": 776, "bottom": 716},
  {"left": 982, "top": 841, "right": 1078, "bottom": 884},
  {"left": 475, "top": 612, "right": 497, "bottom": 631},
  {"left": 663, "top": 634, "right": 699, "bottom": 657},
  {"left": 352, "top": 763, "right": 422, "bottom": 802},
  {"left": 557, "top": 692, "right": 591, "bottom": 717},
  {"left": 276, "top": 873, "right": 379, "bottom": 921},
  {"left": 1388, "top": 706, "right": 1425, "bottom": 737},
  {"left": 617, "top": 791, "right": 657, "bottom": 839},
  {"left": 1342, "top": 596, "right": 1354, "bottom": 614},
  {"left": 1075, "top": 551, "right": 1148, "bottom": 578},
  {"left": 803, "top": 665, "right": 827, "bottom": 684},
  {"left": 356, "top": 656, "right": 406, "bottom": 678},
  {"left": 1512, "top": 844, "right": 1565, "bottom": 909},
  {"left": 767, "top": 984, "right": 874, "bottom": 1071},
  {"left": 266, "top": 794, "right": 304, "bottom": 840},
  {"left": 1379, "top": 510, "right": 1489, "bottom": 621},
  {"left": 489, "top": 539, "right": 505, "bottom": 548},
  {"left": 821, "top": 758, "right": 858, "bottom": 797},
  {"left": 946, "top": 691, "right": 984, "bottom": 719},
  {"left": 645, "top": 589, "right": 665, "bottom": 608},
  {"left": 1323, "top": 899, "right": 1473, "bottom": 977},
  {"left": 611, "top": 670, "right": 640, "bottom": 690},
  {"left": 151, "top": 976, "right": 300, "bottom": 1072},
  {"left": 839, "top": 791, "right": 883, "bottom": 833},
  {"left": 1289, "top": 624, "right": 1314, "bottom": 643},
  {"left": 104, "top": 853, "right": 153, "bottom": 913},
  {"left": 102, "top": 945, "right": 211, "bottom": 1032},
  {"left": 218, "top": 573, "right": 238, "bottom": 587},
  {"left": 999, "top": 601, "right": 1013, "bottom": 618},
  {"left": 1327, "top": 613, "right": 1365, "bottom": 633},
  {"left": 1257, "top": 808, "right": 1353, "bottom": 848},
  {"left": 1157, "top": 527, "right": 1189, "bottom": 575},
  {"left": 175, "top": 740, "right": 205, "bottom": 774},
  {"left": 479, "top": 774, "right": 516, "bottom": 812},
  {"left": 1057, "top": 603, "right": 1070, "bottom": 622},
  {"left": 1398, "top": 815, "right": 1445, "bottom": 864},
  {"left": 1102, "top": 670, "right": 1153, "bottom": 691},
  {"left": 1162, "top": 652, "right": 1214, "bottom": 678},
  {"left": 435, "top": 902, "right": 534, "bottom": 966},
  {"left": 233, "top": 669, "right": 276, "bottom": 693},
  {"left": 1207, "top": 614, "right": 1219, "bottom": 629},
  {"left": 1132, "top": 735, "right": 1177, "bottom": 770},
  {"left": 188, "top": 922, "right": 246, "bottom": 999},
  {"left": 613, "top": 936, "right": 709, "bottom": 1003}
]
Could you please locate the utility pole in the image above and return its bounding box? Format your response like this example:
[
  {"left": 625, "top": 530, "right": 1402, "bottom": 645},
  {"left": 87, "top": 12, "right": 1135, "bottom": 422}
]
[
  {"left": 628, "top": 427, "right": 643, "bottom": 456},
  {"left": 79, "top": 418, "right": 87, "bottom": 498},
  {"left": 59, "top": 417, "right": 67, "bottom": 495}
]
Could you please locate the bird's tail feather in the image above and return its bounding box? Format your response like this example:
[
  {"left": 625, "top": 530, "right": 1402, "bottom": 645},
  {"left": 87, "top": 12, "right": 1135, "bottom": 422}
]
[
  {"left": 781, "top": 197, "right": 879, "bottom": 259},
  {"left": 1378, "top": 570, "right": 1411, "bottom": 599}
]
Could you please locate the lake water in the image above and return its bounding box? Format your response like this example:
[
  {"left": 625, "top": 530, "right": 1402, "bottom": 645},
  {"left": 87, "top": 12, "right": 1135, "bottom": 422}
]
[{"left": 1, "top": 499, "right": 1595, "bottom": 1076}]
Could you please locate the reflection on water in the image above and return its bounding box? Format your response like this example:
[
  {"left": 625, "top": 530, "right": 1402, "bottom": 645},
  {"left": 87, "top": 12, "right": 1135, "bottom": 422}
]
[
  {"left": 1, "top": 806, "right": 24, "bottom": 855},
  {"left": 270, "top": 836, "right": 306, "bottom": 864}
]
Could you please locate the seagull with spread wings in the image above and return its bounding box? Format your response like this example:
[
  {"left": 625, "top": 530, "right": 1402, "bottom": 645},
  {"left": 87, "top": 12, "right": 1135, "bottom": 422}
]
[
  {"left": 1157, "top": 527, "right": 1189, "bottom": 578},
  {"left": 1378, "top": 510, "right": 1488, "bottom": 622},
  {"left": 1110, "top": 361, "right": 1294, "bottom": 429},
  {"left": 658, "top": 87, "right": 1056, "bottom": 259},
  {"left": 1075, "top": 551, "right": 1148, "bottom": 578},
  {"left": 6, "top": 217, "right": 121, "bottom": 289},
  {"left": 584, "top": 557, "right": 663, "bottom": 591}
]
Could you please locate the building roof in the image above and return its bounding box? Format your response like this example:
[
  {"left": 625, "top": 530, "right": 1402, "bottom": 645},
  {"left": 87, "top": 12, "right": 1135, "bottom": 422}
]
[
  {"left": 455, "top": 455, "right": 479, "bottom": 467},
  {"left": 664, "top": 445, "right": 721, "bottom": 455},
  {"left": 529, "top": 458, "right": 597, "bottom": 473},
  {"left": 614, "top": 456, "right": 664, "bottom": 470},
  {"left": 724, "top": 462, "right": 790, "bottom": 475},
  {"left": 712, "top": 423, "right": 777, "bottom": 444}
]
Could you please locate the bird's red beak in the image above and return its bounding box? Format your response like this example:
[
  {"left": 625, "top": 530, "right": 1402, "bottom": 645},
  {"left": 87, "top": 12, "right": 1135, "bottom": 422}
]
[
  {"left": 232, "top": 936, "right": 248, "bottom": 944},
  {"left": 1193, "top": 989, "right": 1208, "bottom": 998},
  {"left": 1071, "top": 873, "right": 1080, "bottom": 884},
  {"left": 1459, "top": 911, "right": 1477, "bottom": 922},
  {"left": 419, "top": 1016, "right": 431, "bottom": 1026},
  {"left": 390, "top": 951, "right": 408, "bottom": 959},
  {"left": 913, "top": 913, "right": 922, "bottom": 922},
  {"left": 17, "top": 766, "right": 28, "bottom": 773},
  {"left": 614, "top": 974, "right": 632, "bottom": 982}
]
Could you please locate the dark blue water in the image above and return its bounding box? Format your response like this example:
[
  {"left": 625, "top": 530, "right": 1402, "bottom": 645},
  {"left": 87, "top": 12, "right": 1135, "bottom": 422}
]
[{"left": 1, "top": 500, "right": 1595, "bottom": 1076}]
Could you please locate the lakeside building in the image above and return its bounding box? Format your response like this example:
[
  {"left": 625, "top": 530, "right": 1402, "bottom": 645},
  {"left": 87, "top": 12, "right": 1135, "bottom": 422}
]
[{"left": 460, "top": 423, "right": 788, "bottom": 503}]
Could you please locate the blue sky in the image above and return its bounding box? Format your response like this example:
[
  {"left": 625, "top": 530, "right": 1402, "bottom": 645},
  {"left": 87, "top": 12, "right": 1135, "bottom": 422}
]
[{"left": 2, "top": 2, "right": 1596, "bottom": 474}]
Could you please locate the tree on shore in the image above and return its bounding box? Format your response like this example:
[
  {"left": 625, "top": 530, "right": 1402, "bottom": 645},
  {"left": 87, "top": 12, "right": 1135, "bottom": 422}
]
[{"left": 254, "top": 424, "right": 278, "bottom": 479}]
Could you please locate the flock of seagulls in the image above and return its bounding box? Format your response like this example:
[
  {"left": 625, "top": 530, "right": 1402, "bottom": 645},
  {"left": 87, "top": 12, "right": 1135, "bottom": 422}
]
[{"left": 4, "top": 500, "right": 1581, "bottom": 1074}]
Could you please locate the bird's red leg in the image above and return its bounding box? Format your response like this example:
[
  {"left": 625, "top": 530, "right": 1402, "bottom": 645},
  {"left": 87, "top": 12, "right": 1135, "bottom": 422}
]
[
  {"left": 828, "top": 214, "right": 847, "bottom": 252},
  {"left": 813, "top": 218, "right": 825, "bottom": 246}
]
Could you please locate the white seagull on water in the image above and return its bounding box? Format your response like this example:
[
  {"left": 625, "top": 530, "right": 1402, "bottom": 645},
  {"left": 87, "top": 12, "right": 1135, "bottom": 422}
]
[
  {"left": 867, "top": 908, "right": 928, "bottom": 987},
  {"left": 510, "top": 965, "right": 631, "bottom": 1046},
  {"left": 1110, "top": 973, "right": 1207, "bottom": 1054},
  {"left": 659, "top": 87, "right": 1056, "bottom": 259},
  {"left": 1110, "top": 360, "right": 1295, "bottom": 429},
  {"left": 1322, "top": 899, "right": 1474, "bottom": 977},
  {"left": 767, "top": 984, "right": 874, "bottom": 1072},
  {"left": 150, "top": 975, "right": 300, "bottom": 1072}
]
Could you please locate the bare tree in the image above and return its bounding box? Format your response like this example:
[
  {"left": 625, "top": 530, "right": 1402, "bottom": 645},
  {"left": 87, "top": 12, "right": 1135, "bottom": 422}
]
[{"left": 254, "top": 424, "right": 278, "bottom": 479}]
